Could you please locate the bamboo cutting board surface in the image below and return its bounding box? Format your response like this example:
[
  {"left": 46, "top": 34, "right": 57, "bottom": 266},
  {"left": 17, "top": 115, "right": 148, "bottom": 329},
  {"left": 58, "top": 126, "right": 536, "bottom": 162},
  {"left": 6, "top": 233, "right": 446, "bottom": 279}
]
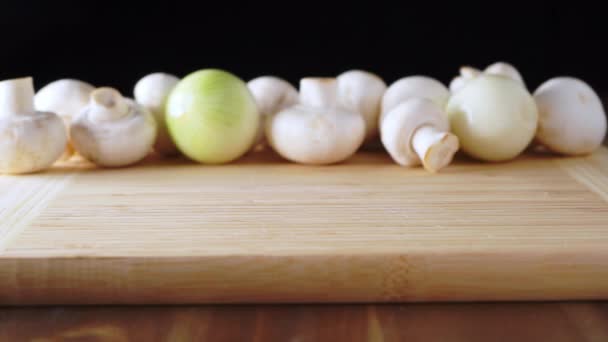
[{"left": 1, "top": 148, "right": 608, "bottom": 305}]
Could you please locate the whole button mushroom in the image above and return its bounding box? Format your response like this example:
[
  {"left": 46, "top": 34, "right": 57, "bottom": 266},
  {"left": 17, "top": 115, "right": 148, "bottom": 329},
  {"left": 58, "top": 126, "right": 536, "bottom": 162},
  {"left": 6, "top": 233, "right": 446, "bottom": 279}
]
[
  {"left": 247, "top": 76, "right": 298, "bottom": 150},
  {"left": 446, "top": 74, "right": 538, "bottom": 162},
  {"left": 533, "top": 77, "right": 607, "bottom": 155},
  {"left": 34, "top": 79, "right": 95, "bottom": 159},
  {"left": 380, "top": 76, "right": 450, "bottom": 125},
  {"left": 381, "top": 98, "right": 459, "bottom": 173},
  {"left": 337, "top": 70, "right": 387, "bottom": 142},
  {"left": 134, "top": 72, "right": 180, "bottom": 156},
  {"left": 71, "top": 87, "right": 157, "bottom": 167},
  {"left": 266, "top": 77, "right": 365, "bottom": 165},
  {"left": 0, "top": 77, "right": 67, "bottom": 174}
]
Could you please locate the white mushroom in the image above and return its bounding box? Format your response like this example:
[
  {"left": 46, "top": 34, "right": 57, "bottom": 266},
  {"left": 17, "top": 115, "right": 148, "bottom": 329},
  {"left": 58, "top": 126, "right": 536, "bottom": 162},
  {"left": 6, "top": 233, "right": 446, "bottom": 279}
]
[
  {"left": 448, "top": 66, "right": 480, "bottom": 93},
  {"left": 71, "top": 87, "right": 157, "bottom": 167},
  {"left": 448, "top": 77, "right": 466, "bottom": 94},
  {"left": 381, "top": 98, "right": 459, "bottom": 172},
  {"left": 0, "top": 77, "right": 67, "bottom": 174},
  {"left": 134, "top": 72, "right": 180, "bottom": 156},
  {"left": 533, "top": 77, "right": 607, "bottom": 155},
  {"left": 460, "top": 66, "right": 481, "bottom": 79},
  {"left": 247, "top": 76, "right": 298, "bottom": 150},
  {"left": 266, "top": 77, "right": 365, "bottom": 165},
  {"left": 484, "top": 62, "right": 525, "bottom": 86},
  {"left": 337, "top": 70, "right": 387, "bottom": 142},
  {"left": 34, "top": 79, "right": 95, "bottom": 159},
  {"left": 450, "top": 62, "right": 525, "bottom": 93},
  {"left": 380, "top": 76, "right": 449, "bottom": 125}
]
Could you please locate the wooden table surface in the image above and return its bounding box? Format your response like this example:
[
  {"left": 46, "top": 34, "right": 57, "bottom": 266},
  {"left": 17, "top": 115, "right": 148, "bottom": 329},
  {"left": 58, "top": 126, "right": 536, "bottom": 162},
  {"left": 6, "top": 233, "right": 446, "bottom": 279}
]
[{"left": 1, "top": 302, "right": 607, "bottom": 341}]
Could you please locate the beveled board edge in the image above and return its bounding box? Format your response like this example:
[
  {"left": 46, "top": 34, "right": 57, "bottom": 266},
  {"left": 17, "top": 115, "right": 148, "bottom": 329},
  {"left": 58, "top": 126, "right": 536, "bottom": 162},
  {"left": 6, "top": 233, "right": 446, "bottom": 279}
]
[{"left": 1, "top": 247, "right": 607, "bottom": 305}]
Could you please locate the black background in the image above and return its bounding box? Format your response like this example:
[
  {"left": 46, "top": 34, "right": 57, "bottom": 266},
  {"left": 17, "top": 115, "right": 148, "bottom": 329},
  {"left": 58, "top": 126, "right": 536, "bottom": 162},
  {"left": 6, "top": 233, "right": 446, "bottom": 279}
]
[{"left": 1, "top": 3, "right": 606, "bottom": 96}]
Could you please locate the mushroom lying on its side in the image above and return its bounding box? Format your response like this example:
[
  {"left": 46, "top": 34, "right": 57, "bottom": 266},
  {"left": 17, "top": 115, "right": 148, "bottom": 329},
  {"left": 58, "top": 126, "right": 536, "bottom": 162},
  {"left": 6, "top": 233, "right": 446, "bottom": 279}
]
[
  {"left": 380, "top": 76, "right": 450, "bottom": 125},
  {"left": 71, "top": 87, "right": 157, "bottom": 167},
  {"left": 247, "top": 76, "right": 298, "bottom": 150},
  {"left": 34, "top": 79, "right": 95, "bottom": 159},
  {"left": 381, "top": 98, "right": 459, "bottom": 173},
  {"left": 266, "top": 77, "right": 365, "bottom": 165},
  {"left": 0, "top": 77, "right": 67, "bottom": 174},
  {"left": 533, "top": 77, "right": 607, "bottom": 155}
]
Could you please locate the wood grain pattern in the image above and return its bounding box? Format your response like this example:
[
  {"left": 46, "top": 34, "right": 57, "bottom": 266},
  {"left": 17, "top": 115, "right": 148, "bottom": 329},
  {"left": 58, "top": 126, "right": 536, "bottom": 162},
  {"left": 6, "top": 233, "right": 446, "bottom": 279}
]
[
  {"left": 558, "top": 148, "right": 608, "bottom": 202},
  {"left": 0, "top": 149, "right": 607, "bottom": 304},
  {"left": 1, "top": 302, "right": 608, "bottom": 341},
  {"left": 0, "top": 173, "right": 74, "bottom": 251}
]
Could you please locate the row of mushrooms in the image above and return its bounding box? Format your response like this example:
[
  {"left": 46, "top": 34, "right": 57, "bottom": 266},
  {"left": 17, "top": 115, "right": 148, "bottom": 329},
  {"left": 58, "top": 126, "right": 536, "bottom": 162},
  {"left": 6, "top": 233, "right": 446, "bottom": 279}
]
[
  {"left": 253, "top": 63, "right": 606, "bottom": 171},
  {"left": 0, "top": 62, "right": 606, "bottom": 174}
]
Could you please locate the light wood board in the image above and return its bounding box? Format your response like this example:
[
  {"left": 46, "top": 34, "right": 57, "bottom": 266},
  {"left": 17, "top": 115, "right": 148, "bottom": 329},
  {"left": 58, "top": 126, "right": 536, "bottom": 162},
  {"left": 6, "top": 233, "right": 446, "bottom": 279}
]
[{"left": 1, "top": 148, "right": 607, "bottom": 305}]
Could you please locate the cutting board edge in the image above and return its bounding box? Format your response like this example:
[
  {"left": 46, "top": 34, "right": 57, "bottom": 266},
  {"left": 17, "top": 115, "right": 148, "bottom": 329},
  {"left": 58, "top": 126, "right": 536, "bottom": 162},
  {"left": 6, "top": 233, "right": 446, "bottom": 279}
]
[{"left": 2, "top": 248, "right": 607, "bottom": 305}]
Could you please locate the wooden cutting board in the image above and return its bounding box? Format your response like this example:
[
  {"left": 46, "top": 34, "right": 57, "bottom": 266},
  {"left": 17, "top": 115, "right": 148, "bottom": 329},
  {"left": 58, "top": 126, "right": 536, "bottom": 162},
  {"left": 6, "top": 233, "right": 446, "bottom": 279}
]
[{"left": 1, "top": 148, "right": 607, "bottom": 305}]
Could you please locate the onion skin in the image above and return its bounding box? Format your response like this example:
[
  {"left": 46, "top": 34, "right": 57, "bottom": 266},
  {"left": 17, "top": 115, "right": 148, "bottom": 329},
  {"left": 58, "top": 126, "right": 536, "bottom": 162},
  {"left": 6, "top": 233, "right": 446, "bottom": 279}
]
[
  {"left": 446, "top": 74, "right": 538, "bottom": 162},
  {"left": 166, "top": 69, "right": 260, "bottom": 164}
]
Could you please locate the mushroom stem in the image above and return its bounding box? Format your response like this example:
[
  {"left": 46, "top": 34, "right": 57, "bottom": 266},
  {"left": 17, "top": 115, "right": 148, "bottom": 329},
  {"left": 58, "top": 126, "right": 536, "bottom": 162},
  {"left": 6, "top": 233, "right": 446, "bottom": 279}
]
[
  {"left": 89, "top": 87, "right": 129, "bottom": 122},
  {"left": 299, "top": 78, "right": 338, "bottom": 108},
  {"left": 411, "top": 125, "right": 459, "bottom": 172},
  {"left": 0, "top": 77, "right": 35, "bottom": 116}
]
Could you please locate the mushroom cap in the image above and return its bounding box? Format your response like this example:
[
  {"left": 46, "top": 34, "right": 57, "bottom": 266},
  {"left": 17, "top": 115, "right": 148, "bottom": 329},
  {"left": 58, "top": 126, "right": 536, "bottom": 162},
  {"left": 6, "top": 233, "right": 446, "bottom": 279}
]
[
  {"left": 0, "top": 77, "right": 68, "bottom": 174},
  {"left": 266, "top": 104, "right": 365, "bottom": 165},
  {"left": 533, "top": 77, "right": 607, "bottom": 155},
  {"left": 484, "top": 62, "right": 525, "bottom": 86},
  {"left": 451, "top": 62, "right": 525, "bottom": 94},
  {"left": 449, "top": 67, "right": 481, "bottom": 94},
  {"left": 0, "top": 112, "right": 67, "bottom": 174},
  {"left": 460, "top": 66, "right": 481, "bottom": 80},
  {"left": 34, "top": 79, "right": 95, "bottom": 161},
  {"left": 380, "top": 98, "right": 449, "bottom": 167},
  {"left": 380, "top": 76, "right": 449, "bottom": 125},
  {"left": 34, "top": 79, "right": 95, "bottom": 121},
  {"left": 71, "top": 88, "right": 157, "bottom": 167},
  {"left": 247, "top": 76, "right": 298, "bottom": 117},
  {"left": 134, "top": 73, "right": 179, "bottom": 110},
  {"left": 133, "top": 72, "right": 180, "bottom": 156},
  {"left": 449, "top": 76, "right": 466, "bottom": 93},
  {"left": 337, "top": 70, "right": 387, "bottom": 141},
  {"left": 247, "top": 76, "right": 298, "bottom": 148},
  {"left": 446, "top": 74, "right": 538, "bottom": 162}
]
